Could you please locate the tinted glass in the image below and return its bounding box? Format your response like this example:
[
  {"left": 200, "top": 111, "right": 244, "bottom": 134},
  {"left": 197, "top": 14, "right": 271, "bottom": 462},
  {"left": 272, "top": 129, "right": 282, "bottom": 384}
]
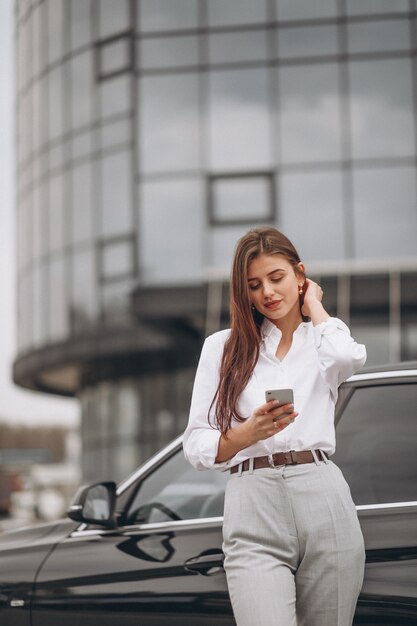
[
  {"left": 126, "top": 449, "right": 228, "bottom": 524},
  {"left": 333, "top": 384, "right": 417, "bottom": 505}
]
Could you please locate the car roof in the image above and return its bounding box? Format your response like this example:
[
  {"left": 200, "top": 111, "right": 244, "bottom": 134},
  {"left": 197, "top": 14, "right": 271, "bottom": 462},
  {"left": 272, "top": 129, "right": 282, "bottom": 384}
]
[{"left": 355, "top": 361, "right": 417, "bottom": 375}]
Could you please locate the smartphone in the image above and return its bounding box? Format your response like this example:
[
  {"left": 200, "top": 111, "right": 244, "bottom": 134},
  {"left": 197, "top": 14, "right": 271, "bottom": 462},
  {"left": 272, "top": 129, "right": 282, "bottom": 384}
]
[{"left": 265, "top": 388, "right": 294, "bottom": 420}]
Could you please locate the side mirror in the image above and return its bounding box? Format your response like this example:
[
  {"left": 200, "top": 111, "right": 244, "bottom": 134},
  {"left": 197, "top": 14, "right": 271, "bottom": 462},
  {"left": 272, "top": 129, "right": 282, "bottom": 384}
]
[{"left": 67, "top": 481, "right": 117, "bottom": 528}]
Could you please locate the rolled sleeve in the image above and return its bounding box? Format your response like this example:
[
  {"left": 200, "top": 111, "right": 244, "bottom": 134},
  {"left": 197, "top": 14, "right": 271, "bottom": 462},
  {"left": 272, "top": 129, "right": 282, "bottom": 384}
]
[
  {"left": 313, "top": 317, "right": 367, "bottom": 395},
  {"left": 183, "top": 331, "right": 231, "bottom": 471}
]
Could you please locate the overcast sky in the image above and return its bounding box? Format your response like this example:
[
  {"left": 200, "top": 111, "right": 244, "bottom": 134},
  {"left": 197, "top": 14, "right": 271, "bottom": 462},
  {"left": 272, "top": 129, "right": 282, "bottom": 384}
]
[{"left": 0, "top": 0, "right": 79, "bottom": 427}]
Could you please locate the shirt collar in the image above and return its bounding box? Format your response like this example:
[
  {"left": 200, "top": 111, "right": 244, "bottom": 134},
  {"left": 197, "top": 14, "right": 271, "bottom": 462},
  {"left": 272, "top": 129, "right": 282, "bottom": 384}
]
[{"left": 260, "top": 317, "right": 309, "bottom": 342}]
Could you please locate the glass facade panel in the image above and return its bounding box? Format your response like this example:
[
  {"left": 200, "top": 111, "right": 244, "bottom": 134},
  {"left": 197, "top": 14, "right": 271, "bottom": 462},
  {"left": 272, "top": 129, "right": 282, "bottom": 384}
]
[
  {"left": 71, "top": 248, "right": 98, "bottom": 330},
  {"left": 98, "top": 0, "right": 130, "bottom": 38},
  {"left": 71, "top": 161, "right": 94, "bottom": 246},
  {"left": 48, "top": 173, "right": 65, "bottom": 254},
  {"left": 348, "top": 19, "right": 410, "bottom": 54},
  {"left": 209, "top": 30, "right": 269, "bottom": 64},
  {"left": 32, "top": 184, "right": 45, "bottom": 261},
  {"left": 349, "top": 59, "right": 415, "bottom": 159},
  {"left": 279, "top": 63, "right": 342, "bottom": 163},
  {"left": 352, "top": 167, "right": 417, "bottom": 259},
  {"left": 139, "top": 73, "right": 200, "bottom": 174},
  {"left": 138, "top": 0, "right": 199, "bottom": 33},
  {"left": 70, "top": 0, "right": 91, "bottom": 51},
  {"left": 49, "top": 143, "right": 66, "bottom": 170},
  {"left": 346, "top": 0, "right": 410, "bottom": 16},
  {"left": 18, "top": 276, "right": 32, "bottom": 350},
  {"left": 276, "top": 0, "right": 338, "bottom": 21},
  {"left": 211, "top": 176, "right": 272, "bottom": 223},
  {"left": 32, "top": 3, "right": 43, "bottom": 79},
  {"left": 277, "top": 25, "right": 338, "bottom": 59},
  {"left": 48, "top": 66, "right": 64, "bottom": 141},
  {"left": 139, "top": 179, "right": 204, "bottom": 283},
  {"left": 208, "top": 0, "right": 268, "bottom": 26},
  {"left": 139, "top": 35, "right": 199, "bottom": 70},
  {"left": 32, "top": 263, "right": 46, "bottom": 346},
  {"left": 47, "top": 0, "right": 64, "bottom": 66},
  {"left": 209, "top": 224, "right": 253, "bottom": 270},
  {"left": 209, "top": 68, "right": 272, "bottom": 170},
  {"left": 101, "top": 278, "right": 132, "bottom": 317},
  {"left": 101, "top": 240, "right": 133, "bottom": 279},
  {"left": 48, "top": 256, "right": 68, "bottom": 341},
  {"left": 32, "top": 80, "right": 43, "bottom": 154},
  {"left": 280, "top": 170, "right": 345, "bottom": 261},
  {"left": 70, "top": 52, "right": 93, "bottom": 129},
  {"left": 99, "top": 75, "right": 131, "bottom": 119},
  {"left": 100, "top": 151, "right": 133, "bottom": 237},
  {"left": 100, "top": 37, "right": 130, "bottom": 76},
  {"left": 72, "top": 130, "right": 94, "bottom": 161},
  {"left": 100, "top": 118, "right": 130, "bottom": 150}
]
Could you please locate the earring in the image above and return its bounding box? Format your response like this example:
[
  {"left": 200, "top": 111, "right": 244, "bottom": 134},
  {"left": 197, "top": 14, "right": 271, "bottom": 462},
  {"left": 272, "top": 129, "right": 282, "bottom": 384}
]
[{"left": 298, "top": 285, "right": 303, "bottom": 295}]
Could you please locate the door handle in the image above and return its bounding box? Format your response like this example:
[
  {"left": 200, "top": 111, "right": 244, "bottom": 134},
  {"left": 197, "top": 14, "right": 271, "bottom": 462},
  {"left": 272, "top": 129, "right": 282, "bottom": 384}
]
[{"left": 184, "top": 551, "right": 225, "bottom": 576}]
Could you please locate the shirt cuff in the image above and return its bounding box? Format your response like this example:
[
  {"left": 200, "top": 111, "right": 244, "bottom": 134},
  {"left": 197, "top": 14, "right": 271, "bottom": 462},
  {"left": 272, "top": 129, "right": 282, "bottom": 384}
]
[{"left": 184, "top": 428, "right": 231, "bottom": 471}]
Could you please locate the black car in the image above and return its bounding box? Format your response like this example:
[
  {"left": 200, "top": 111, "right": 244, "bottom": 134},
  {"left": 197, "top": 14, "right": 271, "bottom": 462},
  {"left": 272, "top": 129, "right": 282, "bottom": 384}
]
[{"left": 1, "top": 363, "right": 417, "bottom": 625}]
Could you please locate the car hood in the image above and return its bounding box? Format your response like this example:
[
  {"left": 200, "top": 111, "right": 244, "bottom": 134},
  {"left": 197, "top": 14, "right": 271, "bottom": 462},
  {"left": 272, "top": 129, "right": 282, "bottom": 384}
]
[{"left": 0, "top": 518, "right": 78, "bottom": 551}]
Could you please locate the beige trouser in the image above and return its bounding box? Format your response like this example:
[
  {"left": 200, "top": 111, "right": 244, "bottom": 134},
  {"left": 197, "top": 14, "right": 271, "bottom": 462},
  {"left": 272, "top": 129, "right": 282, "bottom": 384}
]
[{"left": 222, "top": 457, "right": 365, "bottom": 626}]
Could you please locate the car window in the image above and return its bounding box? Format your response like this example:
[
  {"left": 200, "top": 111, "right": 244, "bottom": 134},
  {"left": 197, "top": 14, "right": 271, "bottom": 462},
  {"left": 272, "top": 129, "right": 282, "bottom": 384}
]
[
  {"left": 333, "top": 383, "right": 417, "bottom": 506},
  {"left": 125, "top": 448, "right": 228, "bottom": 525}
]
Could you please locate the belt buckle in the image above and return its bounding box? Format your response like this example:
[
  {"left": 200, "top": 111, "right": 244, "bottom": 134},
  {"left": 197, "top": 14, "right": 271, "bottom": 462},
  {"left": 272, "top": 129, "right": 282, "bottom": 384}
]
[{"left": 268, "top": 453, "right": 280, "bottom": 468}]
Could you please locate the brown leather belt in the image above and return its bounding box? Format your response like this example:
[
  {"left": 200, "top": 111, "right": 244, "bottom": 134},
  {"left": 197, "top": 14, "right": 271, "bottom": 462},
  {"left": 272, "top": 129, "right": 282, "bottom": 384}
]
[{"left": 230, "top": 450, "right": 328, "bottom": 474}]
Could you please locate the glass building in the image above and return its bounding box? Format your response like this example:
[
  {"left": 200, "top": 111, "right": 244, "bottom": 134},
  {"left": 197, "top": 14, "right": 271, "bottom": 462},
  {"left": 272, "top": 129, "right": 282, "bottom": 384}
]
[{"left": 14, "top": 0, "right": 417, "bottom": 481}]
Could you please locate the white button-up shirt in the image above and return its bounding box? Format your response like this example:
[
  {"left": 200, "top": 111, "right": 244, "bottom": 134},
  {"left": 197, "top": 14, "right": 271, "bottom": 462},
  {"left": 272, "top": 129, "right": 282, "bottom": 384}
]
[{"left": 183, "top": 317, "right": 366, "bottom": 471}]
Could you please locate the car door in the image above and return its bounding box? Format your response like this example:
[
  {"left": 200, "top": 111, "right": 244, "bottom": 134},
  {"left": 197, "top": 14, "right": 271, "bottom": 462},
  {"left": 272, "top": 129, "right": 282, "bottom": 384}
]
[
  {"left": 333, "top": 376, "right": 417, "bottom": 625},
  {"left": 32, "top": 444, "right": 234, "bottom": 626}
]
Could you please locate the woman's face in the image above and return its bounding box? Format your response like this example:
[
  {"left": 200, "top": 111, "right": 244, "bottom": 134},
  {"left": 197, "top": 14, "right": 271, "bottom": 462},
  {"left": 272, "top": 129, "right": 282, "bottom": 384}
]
[{"left": 247, "top": 253, "right": 304, "bottom": 325}]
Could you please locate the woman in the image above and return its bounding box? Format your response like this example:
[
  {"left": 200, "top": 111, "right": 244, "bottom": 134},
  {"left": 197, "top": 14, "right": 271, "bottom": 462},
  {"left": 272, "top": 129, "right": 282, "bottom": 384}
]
[{"left": 183, "top": 227, "right": 366, "bottom": 626}]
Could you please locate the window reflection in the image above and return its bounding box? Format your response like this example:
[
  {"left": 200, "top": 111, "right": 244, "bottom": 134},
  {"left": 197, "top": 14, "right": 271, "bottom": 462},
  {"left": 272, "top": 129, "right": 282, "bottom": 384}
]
[
  {"left": 209, "top": 225, "right": 253, "bottom": 271},
  {"left": 346, "top": 0, "right": 409, "bottom": 15},
  {"left": 139, "top": 74, "right": 200, "bottom": 174},
  {"left": 277, "top": 25, "right": 338, "bottom": 59},
  {"left": 48, "top": 173, "right": 65, "bottom": 254},
  {"left": 70, "top": 52, "right": 93, "bottom": 130},
  {"left": 348, "top": 19, "right": 410, "bottom": 54},
  {"left": 209, "top": 68, "right": 272, "bottom": 170},
  {"left": 276, "top": 0, "right": 337, "bottom": 21},
  {"left": 71, "top": 162, "right": 94, "bottom": 246},
  {"left": 32, "top": 3, "right": 43, "bottom": 79},
  {"left": 209, "top": 30, "right": 268, "bottom": 65},
  {"left": 100, "top": 151, "right": 133, "bottom": 237},
  {"left": 139, "top": 35, "right": 199, "bottom": 70},
  {"left": 32, "top": 263, "right": 46, "bottom": 346},
  {"left": 71, "top": 248, "right": 98, "bottom": 331},
  {"left": 139, "top": 179, "right": 204, "bottom": 284},
  {"left": 211, "top": 175, "right": 273, "bottom": 224},
  {"left": 279, "top": 64, "right": 342, "bottom": 163},
  {"left": 101, "top": 239, "right": 134, "bottom": 279},
  {"left": 352, "top": 167, "right": 417, "bottom": 259},
  {"left": 99, "top": 75, "right": 131, "bottom": 119},
  {"left": 349, "top": 59, "right": 414, "bottom": 159},
  {"left": 70, "top": 0, "right": 91, "bottom": 51},
  {"left": 280, "top": 170, "right": 345, "bottom": 261},
  {"left": 207, "top": 0, "right": 268, "bottom": 27},
  {"left": 100, "top": 118, "right": 130, "bottom": 150},
  {"left": 48, "top": 66, "right": 64, "bottom": 141},
  {"left": 48, "top": 256, "right": 68, "bottom": 341},
  {"left": 47, "top": 0, "right": 64, "bottom": 66},
  {"left": 98, "top": 0, "right": 130, "bottom": 38},
  {"left": 99, "top": 36, "right": 131, "bottom": 79},
  {"left": 137, "top": 0, "right": 199, "bottom": 33}
]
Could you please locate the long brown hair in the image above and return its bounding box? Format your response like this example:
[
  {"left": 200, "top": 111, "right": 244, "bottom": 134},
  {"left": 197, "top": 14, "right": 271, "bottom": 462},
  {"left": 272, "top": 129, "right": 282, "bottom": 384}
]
[{"left": 210, "top": 227, "right": 304, "bottom": 436}]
